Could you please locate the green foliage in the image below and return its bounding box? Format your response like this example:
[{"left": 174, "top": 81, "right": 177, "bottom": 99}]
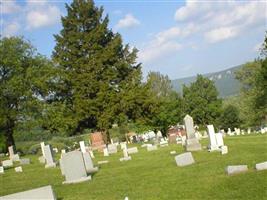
[
  {"left": 0, "top": 37, "right": 55, "bottom": 148},
  {"left": 219, "top": 105, "right": 241, "bottom": 130},
  {"left": 0, "top": 133, "right": 6, "bottom": 153},
  {"left": 49, "top": 0, "right": 144, "bottom": 136},
  {"left": 183, "top": 75, "right": 222, "bottom": 126}
]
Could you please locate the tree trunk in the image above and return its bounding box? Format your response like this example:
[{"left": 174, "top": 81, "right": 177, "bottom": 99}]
[{"left": 4, "top": 127, "right": 16, "bottom": 152}]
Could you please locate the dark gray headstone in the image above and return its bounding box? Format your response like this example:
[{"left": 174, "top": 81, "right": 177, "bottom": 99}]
[{"left": 20, "top": 158, "right": 30, "bottom": 165}]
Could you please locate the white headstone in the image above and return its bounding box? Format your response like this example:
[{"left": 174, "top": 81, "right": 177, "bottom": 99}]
[
  {"left": 97, "top": 160, "right": 109, "bottom": 164},
  {"left": 15, "top": 166, "right": 23, "bottom": 172},
  {"left": 147, "top": 145, "right": 157, "bottom": 151},
  {"left": 0, "top": 166, "right": 4, "bottom": 174},
  {"left": 2, "top": 160, "right": 13, "bottom": 168},
  {"left": 247, "top": 128, "right": 251, "bottom": 134},
  {"left": 226, "top": 165, "right": 248, "bottom": 175},
  {"left": 175, "top": 152, "right": 195, "bottom": 167},
  {"left": 79, "top": 141, "right": 86, "bottom": 153},
  {"left": 221, "top": 145, "right": 228, "bottom": 155},
  {"left": 255, "top": 161, "right": 267, "bottom": 171},
  {"left": 215, "top": 133, "right": 224, "bottom": 147},
  {"left": 207, "top": 125, "right": 219, "bottom": 151},
  {"left": 103, "top": 148, "right": 109, "bottom": 156},
  {"left": 43, "top": 145, "right": 56, "bottom": 168},
  {"left": 170, "top": 151, "right": 176, "bottom": 155},
  {"left": 40, "top": 142, "right": 45, "bottom": 156},
  {"left": 127, "top": 147, "right": 138, "bottom": 154},
  {"left": 108, "top": 144, "right": 117, "bottom": 154},
  {"left": 120, "top": 142, "right": 127, "bottom": 150},
  {"left": 8, "top": 146, "right": 14, "bottom": 158},
  {"left": 89, "top": 150, "right": 95, "bottom": 159}
]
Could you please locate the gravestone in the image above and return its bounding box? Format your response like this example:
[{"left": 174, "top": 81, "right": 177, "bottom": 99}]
[
  {"left": 40, "top": 142, "right": 45, "bottom": 156},
  {"left": 15, "top": 166, "right": 23, "bottom": 172},
  {"left": 235, "top": 128, "right": 241, "bottom": 135},
  {"left": 184, "top": 115, "right": 201, "bottom": 151},
  {"left": 61, "top": 151, "right": 91, "bottom": 184},
  {"left": 181, "top": 136, "right": 186, "bottom": 146},
  {"left": 226, "top": 165, "right": 248, "bottom": 175},
  {"left": 255, "top": 161, "right": 267, "bottom": 171},
  {"left": 207, "top": 125, "right": 219, "bottom": 151},
  {"left": 147, "top": 145, "right": 157, "bottom": 151},
  {"left": 0, "top": 185, "right": 56, "bottom": 200},
  {"left": 38, "top": 156, "right": 45, "bottom": 164},
  {"left": 53, "top": 148, "right": 58, "bottom": 153},
  {"left": 89, "top": 150, "right": 95, "bottom": 159},
  {"left": 2, "top": 160, "right": 13, "bottom": 168},
  {"left": 8, "top": 146, "right": 14, "bottom": 158},
  {"left": 247, "top": 128, "right": 251, "bottom": 134},
  {"left": 11, "top": 154, "right": 20, "bottom": 162},
  {"left": 241, "top": 130, "right": 245, "bottom": 135},
  {"left": 120, "top": 142, "right": 127, "bottom": 150},
  {"left": 108, "top": 144, "right": 117, "bottom": 154},
  {"left": 20, "top": 158, "right": 30, "bottom": 165},
  {"left": 175, "top": 152, "right": 195, "bottom": 167},
  {"left": 170, "top": 151, "right": 176, "bottom": 155},
  {"left": 82, "top": 152, "right": 98, "bottom": 173},
  {"left": 79, "top": 141, "right": 86, "bottom": 153},
  {"left": 98, "top": 160, "right": 109, "bottom": 164},
  {"left": 215, "top": 133, "right": 224, "bottom": 147},
  {"left": 90, "top": 132, "right": 105, "bottom": 151},
  {"left": 160, "top": 140, "right": 168, "bottom": 147},
  {"left": 127, "top": 147, "right": 138, "bottom": 154},
  {"left": 43, "top": 145, "right": 56, "bottom": 168},
  {"left": 103, "top": 148, "right": 109, "bottom": 156},
  {"left": 120, "top": 148, "right": 131, "bottom": 161},
  {"left": 0, "top": 166, "right": 4, "bottom": 174},
  {"left": 221, "top": 145, "right": 228, "bottom": 155},
  {"left": 59, "top": 159, "right": 65, "bottom": 176}
]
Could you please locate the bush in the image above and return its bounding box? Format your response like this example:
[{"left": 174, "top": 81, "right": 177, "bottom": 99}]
[{"left": 0, "top": 134, "right": 6, "bottom": 153}]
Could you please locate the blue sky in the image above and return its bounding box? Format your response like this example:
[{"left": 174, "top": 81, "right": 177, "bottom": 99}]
[{"left": 1, "top": 0, "right": 266, "bottom": 79}]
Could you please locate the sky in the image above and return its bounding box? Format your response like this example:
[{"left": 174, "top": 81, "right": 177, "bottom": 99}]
[{"left": 1, "top": 0, "right": 266, "bottom": 79}]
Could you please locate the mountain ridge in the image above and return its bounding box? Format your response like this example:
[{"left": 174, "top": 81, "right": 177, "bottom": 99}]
[{"left": 171, "top": 65, "right": 243, "bottom": 98}]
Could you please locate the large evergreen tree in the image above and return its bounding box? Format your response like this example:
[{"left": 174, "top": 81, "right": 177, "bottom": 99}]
[
  {"left": 50, "top": 0, "right": 142, "bottom": 135},
  {"left": 183, "top": 75, "right": 222, "bottom": 126}
]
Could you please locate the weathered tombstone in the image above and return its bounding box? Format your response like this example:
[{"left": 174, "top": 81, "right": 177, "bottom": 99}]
[
  {"left": 120, "top": 142, "right": 127, "bottom": 150},
  {"left": 82, "top": 152, "right": 98, "bottom": 173},
  {"left": 20, "top": 158, "right": 30, "bottom": 165},
  {"left": 236, "top": 128, "right": 241, "bottom": 135},
  {"left": 89, "top": 150, "right": 95, "bottom": 159},
  {"left": 247, "top": 128, "right": 251, "bottom": 134},
  {"left": 221, "top": 145, "right": 228, "bottom": 155},
  {"left": 0, "top": 166, "right": 4, "bottom": 174},
  {"left": 90, "top": 132, "right": 105, "bottom": 151},
  {"left": 15, "top": 166, "right": 23, "bottom": 172},
  {"left": 207, "top": 125, "right": 219, "bottom": 151},
  {"left": 127, "top": 147, "right": 138, "bottom": 154},
  {"left": 61, "top": 151, "right": 91, "bottom": 184},
  {"left": 0, "top": 185, "right": 56, "bottom": 200},
  {"left": 38, "top": 156, "right": 45, "bottom": 164},
  {"left": 103, "top": 148, "right": 109, "bottom": 156},
  {"left": 43, "top": 145, "right": 56, "bottom": 168},
  {"left": 119, "top": 148, "right": 131, "bottom": 161},
  {"left": 160, "top": 140, "right": 168, "bottom": 147},
  {"left": 2, "top": 160, "right": 13, "bottom": 168},
  {"left": 53, "top": 148, "right": 58, "bottom": 153},
  {"left": 8, "top": 146, "right": 14, "bottom": 158},
  {"left": 225, "top": 165, "right": 248, "bottom": 175},
  {"left": 202, "top": 131, "right": 208, "bottom": 138},
  {"left": 40, "top": 142, "right": 45, "bottom": 156},
  {"left": 184, "top": 115, "right": 201, "bottom": 151},
  {"left": 215, "top": 133, "right": 224, "bottom": 147},
  {"left": 181, "top": 135, "right": 186, "bottom": 146},
  {"left": 79, "top": 141, "right": 86, "bottom": 153},
  {"left": 59, "top": 159, "right": 65, "bottom": 176},
  {"left": 11, "top": 154, "right": 20, "bottom": 162},
  {"left": 170, "top": 151, "right": 176, "bottom": 155},
  {"left": 147, "top": 145, "right": 157, "bottom": 151},
  {"left": 255, "top": 161, "right": 267, "bottom": 171},
  {"left": 98, "top": 160, "right": 109, "bottom": 164},
  {"left": 108, "top": 144, "right": 117, "bottom": 154},
  {"left": 175, "top": 152, "right": 195, "bottom": 167}
]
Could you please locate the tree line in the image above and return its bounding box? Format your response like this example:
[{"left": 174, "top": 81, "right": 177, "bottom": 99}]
[{"left": 1, "top": 0, "right": 266, "bottom": 149}]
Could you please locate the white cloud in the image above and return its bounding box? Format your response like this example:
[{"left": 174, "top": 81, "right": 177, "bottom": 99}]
[
  {"left": 3, "top": 22, "right": 20, "bottom": 37},
  {"left": 26, "top": 5, "right": 61, "bottom": 29},
  {"left": 205, "top": 26, "right": 238, "bottom": 43},
  {"left": 115, "top": 14, "right": 140, "bottom": 29},
  {"left": 174, "top": 1, "right": 266, "bottom": 43},
  {"left": 2, "top": 0, "right": 21, "bottom": 14}
]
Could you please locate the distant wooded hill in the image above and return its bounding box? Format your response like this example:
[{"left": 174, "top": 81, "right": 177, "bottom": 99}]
[{"left": 171, "top": 65, "right": 243, "bottom": 98}]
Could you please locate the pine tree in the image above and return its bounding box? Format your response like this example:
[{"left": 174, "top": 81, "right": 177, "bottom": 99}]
[{"left": 51, "top": 0, "right": 142, "bottom": 135}]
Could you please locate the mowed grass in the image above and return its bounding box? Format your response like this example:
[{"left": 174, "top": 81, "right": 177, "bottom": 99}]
[{"left": 1, "top": 134, "right": 267, "bottom": 200}]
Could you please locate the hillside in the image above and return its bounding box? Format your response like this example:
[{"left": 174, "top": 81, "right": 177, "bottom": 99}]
[{"left": 171, "top": 65, "right": 243, "bottom": 98}]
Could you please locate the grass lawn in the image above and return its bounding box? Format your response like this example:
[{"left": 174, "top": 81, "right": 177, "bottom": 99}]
[{"left": 1, "top": 134, "right": 267, "bottom": 200}]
